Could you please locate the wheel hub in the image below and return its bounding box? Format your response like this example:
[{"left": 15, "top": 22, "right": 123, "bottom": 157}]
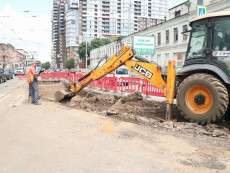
[
  {"left": 194, "top": 94, "right": 205, "bottom": 105},
  {"left": 185, "top": 85, "right": 213, "bottom": 115}
]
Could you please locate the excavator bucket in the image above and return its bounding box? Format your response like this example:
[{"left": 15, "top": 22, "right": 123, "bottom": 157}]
[
  {"left": 55, "top": 80, "right": 76, "bottom": 102},
  {"left": 55, "top": 90, "right": 76, "bottom": 102}
]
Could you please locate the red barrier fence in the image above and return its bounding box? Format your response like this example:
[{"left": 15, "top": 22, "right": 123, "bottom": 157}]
[{"left": 39, "top": 72, "right": 164, "bottom": 97}]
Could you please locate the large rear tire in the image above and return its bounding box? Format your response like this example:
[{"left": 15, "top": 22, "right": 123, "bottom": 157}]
[{"left": 177, "top": 73, "right": 229, "bottom": 124}]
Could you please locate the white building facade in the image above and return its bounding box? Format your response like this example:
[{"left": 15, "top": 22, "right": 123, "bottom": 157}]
[
  {"left": 65, "top": 0, "right": 80, "bottom": 62},
  {"left": 80, "top": 0, "right": 168, "bottom": 42},
  {"left": 90, "top": 0, "right": 230, "bottom": 69}
]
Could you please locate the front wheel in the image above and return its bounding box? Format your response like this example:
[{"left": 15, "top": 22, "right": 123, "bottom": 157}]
[{"left": 177, "top": 73, "right": 229, "bottom": 124}]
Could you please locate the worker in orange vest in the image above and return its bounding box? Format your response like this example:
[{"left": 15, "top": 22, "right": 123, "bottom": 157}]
[{"left": 27, "top": 61, "right": 42, "bottom": 105}]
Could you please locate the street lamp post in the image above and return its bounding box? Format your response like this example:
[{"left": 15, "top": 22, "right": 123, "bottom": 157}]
[
  {"left": 83, "top": 32, "right": 91, "bottom": 69},
  {"left": 85, "top": 39, "right": 88, "bottom": 69}
]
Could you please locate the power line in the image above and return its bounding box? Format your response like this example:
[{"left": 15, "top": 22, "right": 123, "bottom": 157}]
[{"left": 0, "top": 20, "right": 45, "bottom": 45}]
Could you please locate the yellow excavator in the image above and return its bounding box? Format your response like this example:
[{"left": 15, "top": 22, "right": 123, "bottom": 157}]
[{"left": 56, "top": 11, "right": 230, "bottom": 124}]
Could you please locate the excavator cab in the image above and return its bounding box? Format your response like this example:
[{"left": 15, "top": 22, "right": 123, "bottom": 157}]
[
  {"left": 177, "top": 12, "right": 230, "bottom": 123},
  {"left": 185, "top": 12, "right": 230, "bottom": 73}
]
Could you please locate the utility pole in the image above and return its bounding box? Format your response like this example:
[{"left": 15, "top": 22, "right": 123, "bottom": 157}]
[{"left": 85, "top": 38, "right": 88, "bottom": 69}]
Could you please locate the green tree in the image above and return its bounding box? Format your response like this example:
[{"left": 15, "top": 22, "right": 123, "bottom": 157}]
[
  {"left": 90, "top": 38, "right": 111, "bottom": 50},
  {"left": 78, "top": 42, "right": 91, "bottom": 60},
  {"left": 78, "top": 38, "right": 111, "bottom": 61},
  {"left": 7, "top": 43, "right": 15, "bottom": 49},
  {"left": 65, "top": 59, "right": 75, "bottom": 69},
  {"left": 42, "top": 62, "right": 51, "bottom": 70}
]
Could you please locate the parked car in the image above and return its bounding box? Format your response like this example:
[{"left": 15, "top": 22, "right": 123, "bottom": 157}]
[
  {"left": 114, "top": 67, "right": 129, "bottom": 78},
  {"left": 4, "top": 69, "right": 14, "bottom": 80},
  {"left": 0, "top": 68, "right": 7, "bottom": 83},
  {"left": 107, "top": 67, "right": 130, "bottom": 86},
  {"left": 14, "top": 67, "right": 25, "bottom": 75}
]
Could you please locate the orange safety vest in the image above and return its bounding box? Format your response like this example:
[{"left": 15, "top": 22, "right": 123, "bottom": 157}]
[{"left": 26, "top": 64, "right": 36, "bottom": 84}]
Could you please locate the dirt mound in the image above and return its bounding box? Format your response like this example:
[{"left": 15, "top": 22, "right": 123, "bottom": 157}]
[
  {"left": 67, "top": 91, "right": 120, "bottom": 113},
  {"left": 67, "top": 92, "right": 168, "bottom": 120},
  {"left": 108, "top": 96, "right": 165, "bottom": 119}
]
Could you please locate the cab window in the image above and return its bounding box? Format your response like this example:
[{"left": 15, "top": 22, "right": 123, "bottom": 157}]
[
  {"left": 187, "top": 22, "right": 208, "bottom": 59},
  {"left": 212, "top": 17, "right": 230, "bottom": 73},
  {"left": 213, "top": 17, "right": 230, "bottom": 51}
]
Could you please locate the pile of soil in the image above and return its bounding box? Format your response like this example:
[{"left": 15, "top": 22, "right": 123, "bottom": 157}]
[
  {"left": 67, "top": 91, "right": 169, "bottom": 119},
  {"left": 67, "top": 90, "right": 120, "bottom": 113}
]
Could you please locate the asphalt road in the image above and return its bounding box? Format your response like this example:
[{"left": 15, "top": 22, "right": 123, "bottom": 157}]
[{"left": 0, "top": 78, "right": 230, "bottom": 173}]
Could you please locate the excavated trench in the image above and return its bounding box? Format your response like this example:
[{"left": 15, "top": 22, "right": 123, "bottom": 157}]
[{"left": 38, "top": 81, "right": 230, "bottom": 139}]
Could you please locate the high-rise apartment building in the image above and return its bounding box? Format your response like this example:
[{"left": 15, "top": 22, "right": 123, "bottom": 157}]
[
  {"left": 52, "top": 0, "right": 168, "bottom": 67},
  {"left": 52, "top": 0, "right": 67, "bottom": 68},
  {"left": 65, "top": 0, "right": 80, "bottom": 63},
  {"left": 79, "top": 0, "right": 168, "bottom": 41}
]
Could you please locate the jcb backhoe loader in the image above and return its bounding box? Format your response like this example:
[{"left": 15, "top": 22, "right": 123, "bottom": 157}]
[{"left": 57, "top": 11, "right": 230, "bottom": 124}]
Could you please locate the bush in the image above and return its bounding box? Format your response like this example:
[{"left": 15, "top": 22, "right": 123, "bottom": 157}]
[{"left": 65, "top": 59, "right": 75, "bottom": 69}]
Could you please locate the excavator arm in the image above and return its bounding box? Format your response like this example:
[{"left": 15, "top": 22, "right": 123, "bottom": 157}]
[
  {"left": 56, "top": 46, "right": 176, "bottom": 119},
  {"left": 69, "top": 46, "right": 134, "bottom": 93}
]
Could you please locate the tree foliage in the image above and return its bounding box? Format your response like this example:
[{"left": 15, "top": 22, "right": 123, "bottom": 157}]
[
  {"left": 78, "top": 38, "right": 111, "bottom": 60},
  {"left": 6, "top": 43, "right": 15, "bottom": 49},
  {"left": 65, "top": 59, "right": 75, "bottom": 69},
  {"left": 42, "top": 61, "right": 51, "bottom": 70},
  {"left": 78, "top": 42, "right": 91, "bottom": 60}
]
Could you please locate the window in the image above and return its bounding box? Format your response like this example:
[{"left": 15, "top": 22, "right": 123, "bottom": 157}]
[
  {"left": 157, "top": 33, "right": 161, "bottom": 46},
  {"left": 183, "top": 25, "right": 188, "bottom": 41},
  {"left": 166, "top": 30, "right": 169, "bottom": 44},
  {"left": 213, "top": 17, "right": 230, "bottom": 72},
  {"left": 174, "top": 28, "right": 178, "bottom": 42},
  {"left": 213, "top": 18, "right": 230, "bottom": 51},
  {"left": 175, "top": 10, "right": 181, "bottom": 18},
  {"left": 187, "top": 22, "right": 207, "bottom": 59}
]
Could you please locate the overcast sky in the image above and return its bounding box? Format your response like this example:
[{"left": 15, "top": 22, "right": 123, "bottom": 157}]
[
  {"left": 0, "top": 0, "right": 189, "bottom": 62},
  {"left": 0, "top": 0, "right": 52, "bottom": 62}
]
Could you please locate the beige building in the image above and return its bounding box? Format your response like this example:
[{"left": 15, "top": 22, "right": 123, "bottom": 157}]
[
  {"left": 17, "top": 49, "right": 34, "bottom": 67},
  {"left": 0, "top": 43, "right": 26, "bottom": 69}
]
